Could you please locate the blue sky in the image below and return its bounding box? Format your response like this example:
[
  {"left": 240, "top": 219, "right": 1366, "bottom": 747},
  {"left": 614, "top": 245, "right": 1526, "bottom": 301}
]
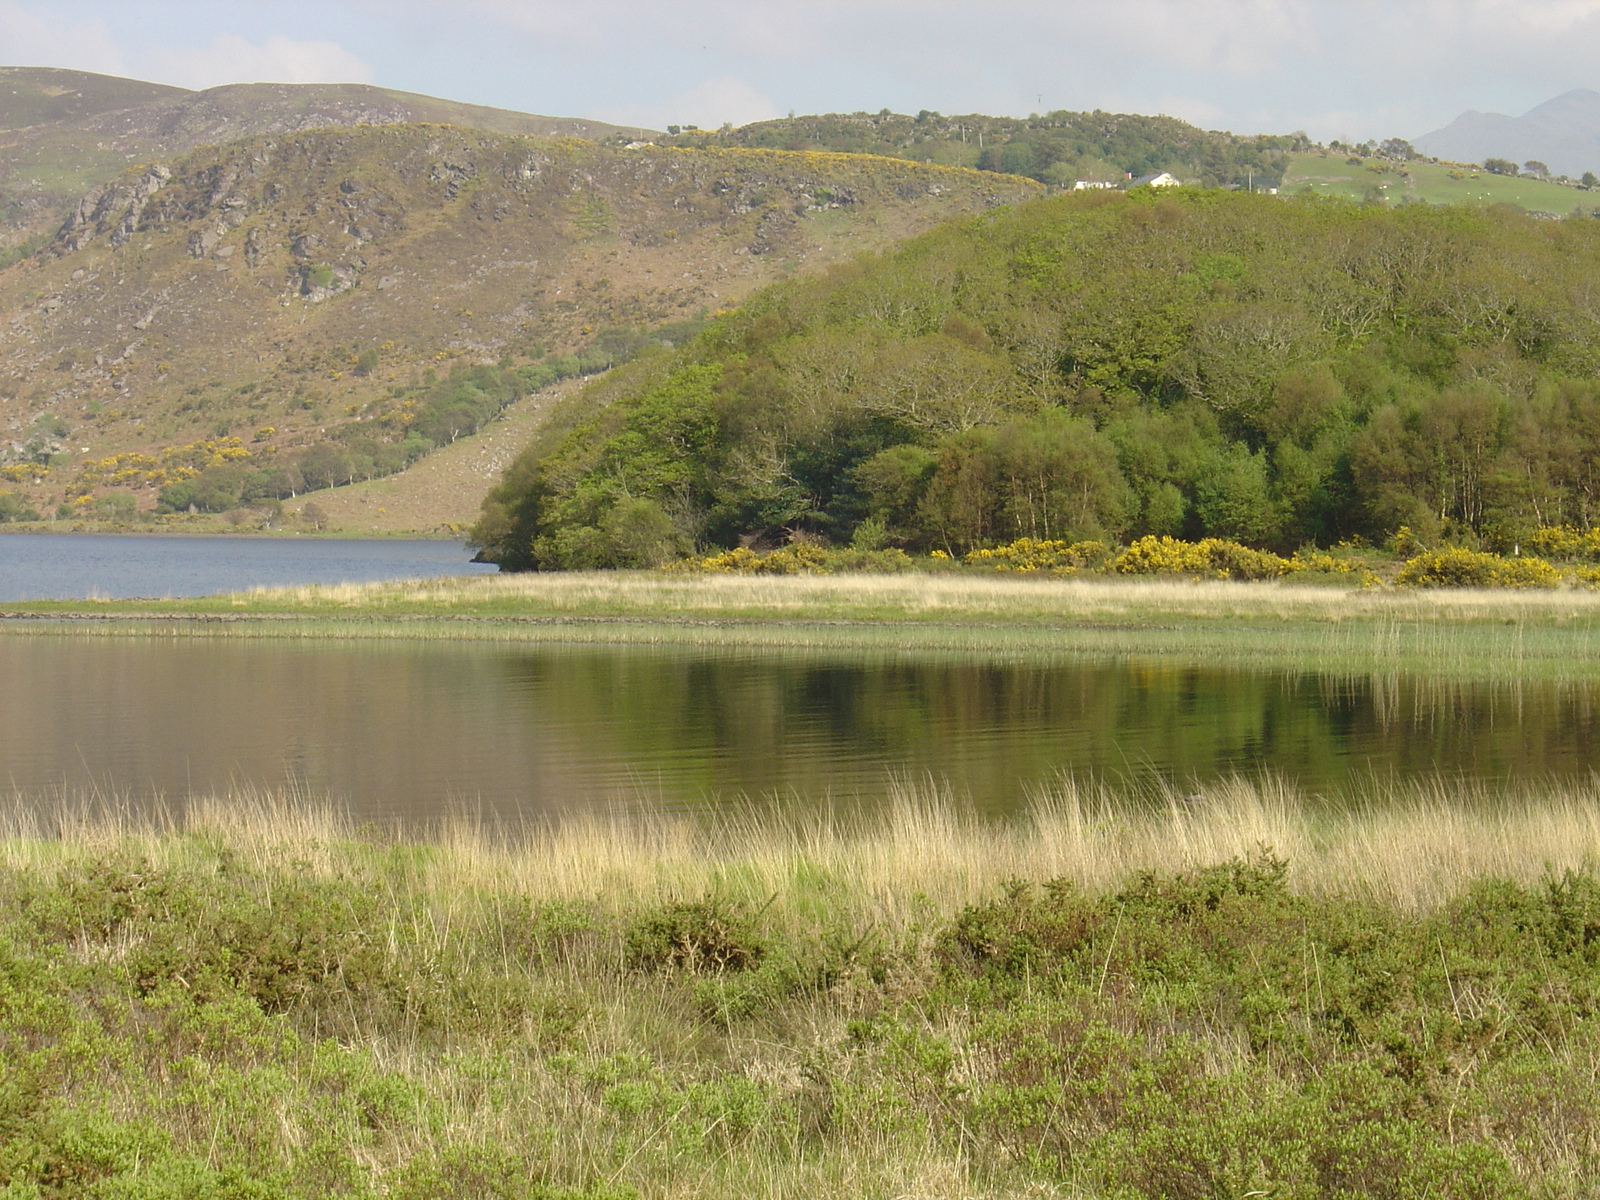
[{"left": 4, "top": 1, "right": 1600, "bottom": 141}]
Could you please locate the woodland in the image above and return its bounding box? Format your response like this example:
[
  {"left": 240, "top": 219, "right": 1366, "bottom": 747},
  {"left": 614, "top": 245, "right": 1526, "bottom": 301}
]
[
  {"left": 473, "top": 187, "right": 1600, "bottom": 569},
  {"left": 663, "top": 108, "right": 1310, "bottom": 191}
]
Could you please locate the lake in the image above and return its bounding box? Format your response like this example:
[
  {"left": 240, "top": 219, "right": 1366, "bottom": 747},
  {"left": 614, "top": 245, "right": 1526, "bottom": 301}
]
[
  {"left": 0, "top": 533, "right": 494, "bottom": 602},
  {"left": 2, "top": 632, "right": 1596, "bottom": 822}
]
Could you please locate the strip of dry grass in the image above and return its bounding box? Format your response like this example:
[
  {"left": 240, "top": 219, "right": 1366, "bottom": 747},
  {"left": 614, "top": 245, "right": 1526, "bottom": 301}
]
[
  {"left": 239, "top": 569, "right": 1600, "bottom": 624},
  {"left": 10, "top": 572, "right": 1600, "bottom": 680}
]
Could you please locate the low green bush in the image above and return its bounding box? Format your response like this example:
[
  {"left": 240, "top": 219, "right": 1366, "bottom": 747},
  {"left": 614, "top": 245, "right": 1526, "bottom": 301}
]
[
  {"left": 0, "top": 490, "right": 40, "bottom": 522},
  {"left": 6, "top": 839, "right": 1600, "bottom": 1196},
  {"left": 624, "top": 897, "right": 766, "bottom": 973}
]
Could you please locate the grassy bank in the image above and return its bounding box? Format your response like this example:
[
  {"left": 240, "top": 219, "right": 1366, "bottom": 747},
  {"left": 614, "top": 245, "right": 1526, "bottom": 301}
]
[
  {"left": 9, "top": 572, "right": 1600, "bottom": 681},
  {"left": 3, "top": 779, "right": 1600, "bottom": 1198}
]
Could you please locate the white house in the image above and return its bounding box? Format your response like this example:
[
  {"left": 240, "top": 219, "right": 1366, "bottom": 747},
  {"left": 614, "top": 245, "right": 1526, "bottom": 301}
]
[
  {"left": 1072, "top": 179, "right": 1118, "bottom": 190},
  {"left": 1129, "top": 171, "right": 1180, "bottom": 188}
]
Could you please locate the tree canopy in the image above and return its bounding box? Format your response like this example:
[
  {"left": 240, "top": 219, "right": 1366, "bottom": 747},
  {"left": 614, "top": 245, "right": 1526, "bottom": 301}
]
[
  {"left": 662, "top": 109, "right": 1306, "bottom": 191},
  {"left": 473, "top": 188, "right": 1600, "bottom": 569}
]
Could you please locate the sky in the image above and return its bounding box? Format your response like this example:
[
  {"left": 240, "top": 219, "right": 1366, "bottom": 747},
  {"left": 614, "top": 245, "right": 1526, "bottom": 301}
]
[{"left": 3, "top": 1, "right": 1600, "bottom": 142}]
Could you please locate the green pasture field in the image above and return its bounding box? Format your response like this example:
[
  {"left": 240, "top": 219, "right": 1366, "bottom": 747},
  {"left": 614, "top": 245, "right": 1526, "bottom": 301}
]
[
  {"left": 1283, "top": 150, "right": 1598, "bottom": 213},
  {"left": 8, "top": 571, "right": 1600, "bottom": 682}
]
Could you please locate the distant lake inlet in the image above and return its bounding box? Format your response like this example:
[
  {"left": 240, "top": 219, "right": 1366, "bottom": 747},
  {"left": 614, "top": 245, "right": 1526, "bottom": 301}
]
[{"left": 0, "top": 533, "right": 494, "bottom": 602}]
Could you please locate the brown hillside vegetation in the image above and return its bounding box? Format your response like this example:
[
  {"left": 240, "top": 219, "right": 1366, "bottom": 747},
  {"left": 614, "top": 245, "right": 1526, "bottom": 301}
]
[
  {"left": 0, "top": 66, "right": 654, "bottom": 256},
  {"left": 0, "top": 123, "right": 1038, "bottom": 525}
]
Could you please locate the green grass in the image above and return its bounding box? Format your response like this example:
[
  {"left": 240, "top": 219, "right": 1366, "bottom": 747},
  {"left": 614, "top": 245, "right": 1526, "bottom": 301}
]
[
  {"left": 9, "top": 572, "right": 1600, "bottom": 682},
  {"left": 1283, "top": 151, "right": 1598, "bottom": 213},
  {"left": 3, "top": 777, "right": 1600, "bottom": 1198}
]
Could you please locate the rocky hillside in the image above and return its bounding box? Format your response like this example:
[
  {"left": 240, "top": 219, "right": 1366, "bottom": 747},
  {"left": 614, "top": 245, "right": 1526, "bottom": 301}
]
[
  {"left": 0, "top": 122, "right": 1038, "bottom": 526},
  {"left": 0, "top": 66, "right": 654, "bottom": 259}
]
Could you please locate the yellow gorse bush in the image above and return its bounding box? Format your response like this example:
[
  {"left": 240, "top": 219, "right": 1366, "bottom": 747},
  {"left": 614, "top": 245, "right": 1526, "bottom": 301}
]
[
  {"left": 671, "top": 535, "right": 1378, "bottom": 584},
  {"left": 1287, "top": 551, "right": 1381, "bottom": 586},
  {"left": 1112, "top": 536, "right": 1294, "bottom": 581},
  {"left": 668, "top": 543, "right": 914, "bottom": 575},
  {"left": 71, "top": 438, "right": 254, "bottom": 491},
  {"left": 1396, "top": 547, "right": 1563, "bottom": 589},
  {"left": 1528, "top": 526, "right": 1600, "bottom": 561},
  {"left": 964, "top": 538, "right": 1109, "bottom": 574},
  {"left": 660, "top": 534, "right": 1600, "bottom": 590},
  {"left": 669, "top": 544, "right": 826, "bottom": 574}
]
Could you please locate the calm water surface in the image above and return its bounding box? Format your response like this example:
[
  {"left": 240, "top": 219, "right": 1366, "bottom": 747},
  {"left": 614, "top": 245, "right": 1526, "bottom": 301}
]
[
  {"left": 2, "top": 634, "right": 1596, "bottom": 821},
  {"left": 0, "top": 534, "right": 493, "bottom": 601}
]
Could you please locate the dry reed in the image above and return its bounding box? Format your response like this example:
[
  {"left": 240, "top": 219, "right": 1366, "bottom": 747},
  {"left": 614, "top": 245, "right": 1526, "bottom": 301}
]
[{"left": 247, "top": 569, "right": 1600, "bottom": 625}]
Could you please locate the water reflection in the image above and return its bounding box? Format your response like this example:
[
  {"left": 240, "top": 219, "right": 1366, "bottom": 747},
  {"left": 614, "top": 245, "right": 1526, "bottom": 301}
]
[{"left": 4, "top": 633, "right": 1598, "bottom": 821}]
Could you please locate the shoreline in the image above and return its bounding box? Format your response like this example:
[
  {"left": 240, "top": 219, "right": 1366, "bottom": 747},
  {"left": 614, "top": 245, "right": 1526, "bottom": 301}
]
[
  {"left": 6, "top": 571, "right": 1600, "bottom": 681},
  {"left": 0, "top": 523, "right": 467, "bottom": 540}
]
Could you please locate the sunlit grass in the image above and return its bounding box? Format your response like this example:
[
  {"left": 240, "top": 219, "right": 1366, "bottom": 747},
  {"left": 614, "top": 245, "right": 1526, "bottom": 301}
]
[
  {"left": 8, "top": 572, "right": 1600, "bottom": 680},
  {"left": 9, "top": 774, "right": 1600, "bottom": 918},
  {"left": 236, "top": 569, "right": 1600, "bottom": 624}
]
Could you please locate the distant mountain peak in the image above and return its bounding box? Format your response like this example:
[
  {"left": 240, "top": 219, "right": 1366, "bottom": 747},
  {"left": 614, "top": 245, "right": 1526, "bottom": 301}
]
[
  {"left": 1522, "top": 89, "right": 1600, "bottom": 138},
  {"left": 1415, "top": 89, "right": 1600, "bottom": 176}
]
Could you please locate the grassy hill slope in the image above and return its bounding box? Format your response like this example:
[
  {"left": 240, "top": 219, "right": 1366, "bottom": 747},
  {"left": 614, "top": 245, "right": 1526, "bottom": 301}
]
[
  {"left": 0, "top": 123, "right": 1038, "bottom": 527},
  {"left": 0, "top": 65, "right": 186, "bottom": 126},
  {"left": 1283, "top": 150, "right": 1598, "bottom": 214},
  {"left": 278, "top": 380, "right": 581, "bottom": 535}
]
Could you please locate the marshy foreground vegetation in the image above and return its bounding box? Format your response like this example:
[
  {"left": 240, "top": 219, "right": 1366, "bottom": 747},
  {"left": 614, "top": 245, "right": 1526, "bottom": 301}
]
[
  {"left": 4, "top": 779, "right": 1600, "bottom": 1198},
  {"left": 6, "top": 572, "right": 1600, "bottom": 1196}
]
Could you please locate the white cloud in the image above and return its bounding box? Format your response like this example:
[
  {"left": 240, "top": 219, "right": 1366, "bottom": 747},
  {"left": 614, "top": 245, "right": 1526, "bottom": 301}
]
[
  {"left": 0, "top": 1, "right": 127, "bottom": 75},
  {"left": 592, "top": 75, "right": 781, "bottom": 131},
  {"left": 143, "top": 34, "right": 373, "bottom": 91},
  {"left": 1151, "top": 95, "right": 1230, "bottom": 129},
  {"left": 449, "top": 1, "right": 1600, "bottom": 138},
  {"left": 456, "top": 0, "right": 1308, "bottom": 65},
  {"left": 1467, "top": 0, "right": 1600, "bottom": 34},
  {"left": 14, "top": 0, "right": 1596, "bottom": 145}
]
